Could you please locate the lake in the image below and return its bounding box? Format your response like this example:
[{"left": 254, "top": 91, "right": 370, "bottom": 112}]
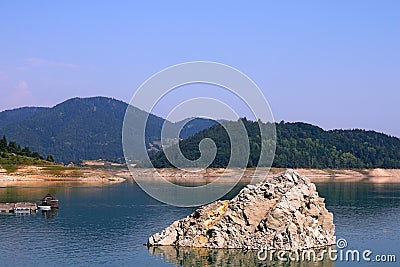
[{"left": 0, "top": 179, "right": 399, "bottom": 266}]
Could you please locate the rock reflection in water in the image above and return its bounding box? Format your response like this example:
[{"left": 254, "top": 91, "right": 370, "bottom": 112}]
[{"left": 149, "top": 246, "right": 335, "bottom": 267}]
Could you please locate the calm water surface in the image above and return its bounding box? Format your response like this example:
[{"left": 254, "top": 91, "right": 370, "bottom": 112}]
[{"left": 0, "top": 180, "right": 399, "bottom": 267}]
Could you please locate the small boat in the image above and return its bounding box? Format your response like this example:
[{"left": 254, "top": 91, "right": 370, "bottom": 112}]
[
  {"left": 41, "top": 194, "right": 59, "bottom": 209},
  {"left": 38, "top": 205, "right": 52, "bottom": 211}
]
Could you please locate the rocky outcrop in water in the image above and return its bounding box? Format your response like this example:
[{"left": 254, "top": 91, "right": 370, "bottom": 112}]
[{"left": 147, "top": 169, "right": 335, "bottom": 250}]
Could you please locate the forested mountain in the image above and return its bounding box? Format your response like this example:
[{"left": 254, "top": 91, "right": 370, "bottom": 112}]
[
  {"left": 0, "top": 107, "right": 49, "bottom": 127},
  {"left": 0, "top": 97, "right": 129, "bottom": 162},
  {"left": 148, "top": 120, "right": 400, "bottom": 169},
  {"left": 2, "top": 97, "right": 399, "bottom": 168},
  {"left": 174, "top": 118, "right": 218, "bottom": 139},
  {"left": 0, "top": 97, "right": 217, "bottom": 162},
  {"left": 273, "top": 122, "right": 400, "bottom": 168}
]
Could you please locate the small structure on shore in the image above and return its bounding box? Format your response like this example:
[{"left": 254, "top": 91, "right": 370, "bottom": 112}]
[{"left": 41, "top": 193, "right": 59, "bottom": 209}]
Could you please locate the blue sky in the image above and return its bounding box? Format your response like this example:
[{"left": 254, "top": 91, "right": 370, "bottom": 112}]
[{"left": 0, "top": 1, "right": 399, "bottom": 136}]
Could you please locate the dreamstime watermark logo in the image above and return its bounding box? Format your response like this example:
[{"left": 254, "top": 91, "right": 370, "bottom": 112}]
[
  {"left": 257, "top": 238, "right": 396, "bottom": 263},
  {"left": 122, "top": 61, "right": 276, "bottom": 207}
]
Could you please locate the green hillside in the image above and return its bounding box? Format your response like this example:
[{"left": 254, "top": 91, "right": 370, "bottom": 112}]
[
  {"left": 0, "top": 135, "right": 53, "bottom": 172},
  {"left": 0, "top": 97, "right": 128, "bottom": 162},
  {"left": 0, "top": 97, "right": 217, "bottom": 162},
  {"left": 148, "top": 120, "right": 400, "bottom": 169},
  {"left": 2, "top": 97, "right": 399, "bottom": 168},
  {"left": 0, "top": 107, "right": 48, "bottom": 127}
]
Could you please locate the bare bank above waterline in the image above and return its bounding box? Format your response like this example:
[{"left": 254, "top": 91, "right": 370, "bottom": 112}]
[
  {"left": 129, "top": 167, "right": 400, "bottom": 184},
  {"left": 2, "top": 166, "right": 399, "bottom": 187},
  {"left": 0, "top": 165, "right": 126, "bottom": 187}
]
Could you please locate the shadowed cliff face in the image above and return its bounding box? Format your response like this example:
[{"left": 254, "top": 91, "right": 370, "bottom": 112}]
[
  {"left": 148, "top": 169, "right": 335, "bottom": 250},
  {"left": 148, "top": 246, "right": 335, "bottom": 267}
]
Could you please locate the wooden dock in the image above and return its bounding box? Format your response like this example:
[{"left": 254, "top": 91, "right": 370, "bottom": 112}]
[
  {"left": 0, "top": 202, "right": 38, "bottom": 213},
  {"left": 0, "top": 203, "right": 15, "bottom": 213},
  {"left": 0, "top": 194, "right": 58, "bottom": 214}
]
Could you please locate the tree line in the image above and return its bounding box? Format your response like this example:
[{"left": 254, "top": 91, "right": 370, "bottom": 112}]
[
  {"left": 0, "top": 135, "right": 54, "bottom": 162},
  {"left": 147, "top": 119, "right": 400, "bottom": 169}
]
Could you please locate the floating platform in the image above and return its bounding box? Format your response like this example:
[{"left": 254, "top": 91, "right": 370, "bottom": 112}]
[
  {"left": 0, "top": 194, "right": 59, "bottom": 214},
  {"left": 0, "top": 202, "right": 38, "bottom": 214},
  {"left": 0, "top": 203, "right": 15, "bottom": 213}
]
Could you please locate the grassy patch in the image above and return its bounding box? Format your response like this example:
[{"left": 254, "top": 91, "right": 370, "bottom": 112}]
[
  {"left": 88, "top": 165, "right": 127, "bottom": 171},
  {"left": 43, "top": 169, "right": 64, "bottom": 176},
  {"left": 323, "top": 169, "right": 336, "bottom": 176},
  {"left": 1, "top": 164, "right": 18, "bottom": 173},
  {"left": 42, "top": 166, "right": 83, "bottom": 177},
  {"left": 0, "top": 153, "right": 51, "bottom": 166},
  {"left": 43, "top": 166, "right": 79, "bottom": 171},
  {"left": 70, "top": 170, "right": 84, "bottom": 177}
]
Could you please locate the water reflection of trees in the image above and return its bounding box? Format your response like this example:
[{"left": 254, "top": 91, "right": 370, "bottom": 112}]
[
  {"left": 316, "top": 182, "right": 400, "bottom": 208},
  {"left": 149, "top": 246, "right": 335, "bottom": 267}
]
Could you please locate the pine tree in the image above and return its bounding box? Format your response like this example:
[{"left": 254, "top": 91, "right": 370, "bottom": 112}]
[
  {"left": 46, "top": 155, "right": 55, "bottom": 162},
  {"left": 8, "top": 141, "right": 18, "bottom": 153},
  {"left": 0, "top": 135, "right": 7, "bottom": 151}
]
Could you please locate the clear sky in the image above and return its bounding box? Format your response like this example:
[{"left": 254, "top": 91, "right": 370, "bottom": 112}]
[{"left": 0, "top": 1, "right": 399, "bottom": 136}]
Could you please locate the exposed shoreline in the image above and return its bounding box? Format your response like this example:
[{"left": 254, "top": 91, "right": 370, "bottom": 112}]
[
  {"left": 129, "top": 167, "right": 400, "bottom": 184},
  {"left": 0, "top": 165, "right": 126, "bottom": 187},
  {"left": 1, "top": 166, "right": 400, "bottom": 187}
]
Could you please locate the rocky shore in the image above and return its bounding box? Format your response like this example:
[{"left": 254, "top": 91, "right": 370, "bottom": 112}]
[{"left": 147, "top": 169, "right": 335, "bottom": 250}]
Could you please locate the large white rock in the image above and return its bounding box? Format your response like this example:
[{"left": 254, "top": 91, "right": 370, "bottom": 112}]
[{"left": 147, "top": 169, "right": 336, "bottom": 250}]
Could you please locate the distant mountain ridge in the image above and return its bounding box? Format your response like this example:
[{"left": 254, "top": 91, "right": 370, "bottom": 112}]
[
  {"left": 0, "top": 107, "right": 49, "bottom": 127},
  {"left": 0, "top": 97, "right": 216, "bottom": 162},
  {"left": 1, "top": 97, "right": 399, "bottom": 169},
  {"left": 148, "top": 120, "right": 400, "bottom": 169}
]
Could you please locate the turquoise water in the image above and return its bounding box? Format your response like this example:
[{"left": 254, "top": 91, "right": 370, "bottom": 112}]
[{"left": 0, "top": 180, "right": 399, "bottom": 266}]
